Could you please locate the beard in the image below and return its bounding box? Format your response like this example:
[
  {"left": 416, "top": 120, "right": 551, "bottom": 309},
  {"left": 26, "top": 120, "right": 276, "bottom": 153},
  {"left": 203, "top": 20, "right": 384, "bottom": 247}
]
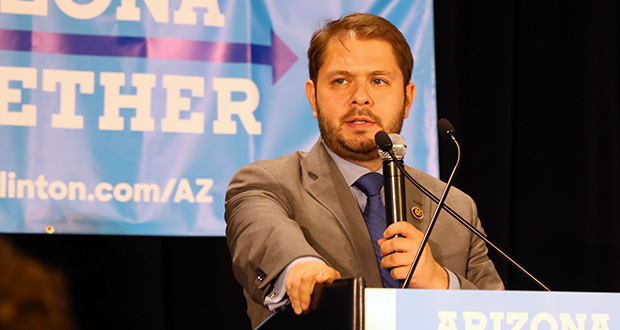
[{"left": 316, "top": 105, "right": 405, "bottom": 163}]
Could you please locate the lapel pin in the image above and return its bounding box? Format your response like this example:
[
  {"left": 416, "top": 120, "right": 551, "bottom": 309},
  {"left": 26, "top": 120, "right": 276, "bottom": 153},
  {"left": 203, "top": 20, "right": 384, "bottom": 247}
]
[{"left": 410, "top": 206, "right": 424, "bottom": 220}]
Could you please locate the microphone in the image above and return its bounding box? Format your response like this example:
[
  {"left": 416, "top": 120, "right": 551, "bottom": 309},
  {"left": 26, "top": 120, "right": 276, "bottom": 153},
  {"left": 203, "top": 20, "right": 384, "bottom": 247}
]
[
  {"left": 375, "top": 130, "right": 393, "bottom": 152},
  {"left": 376, "top": 119, "right": 550, "bottom": 291},
  {"left": 437, "top": 118, "right": 455, "bottom": 138},
  {"left": 402, "top": 119, "right": 461, "bottom": 288},
  {"left": 375, "top": 132, "right": 407, "bottom": 228}
]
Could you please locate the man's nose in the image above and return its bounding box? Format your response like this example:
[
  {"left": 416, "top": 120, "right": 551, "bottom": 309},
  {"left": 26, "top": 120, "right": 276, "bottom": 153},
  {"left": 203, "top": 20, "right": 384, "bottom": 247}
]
[{"left": 350, "top": 84, "right": 374, "bottom": 107}]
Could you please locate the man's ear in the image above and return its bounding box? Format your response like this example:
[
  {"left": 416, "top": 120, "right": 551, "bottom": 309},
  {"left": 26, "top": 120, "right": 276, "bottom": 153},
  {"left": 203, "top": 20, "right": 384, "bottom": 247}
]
[
  {"left": 306, "top": 79, "right": 318, "bottom": 118},
  {"left": 403, "top": 82, "right": 416, "bottom": 119}
]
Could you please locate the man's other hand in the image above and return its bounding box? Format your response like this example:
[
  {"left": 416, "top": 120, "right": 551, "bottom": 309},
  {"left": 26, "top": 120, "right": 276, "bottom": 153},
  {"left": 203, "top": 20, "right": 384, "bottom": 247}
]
[{"left": 285, "top": 260, "right": 341, "bottom": 314}]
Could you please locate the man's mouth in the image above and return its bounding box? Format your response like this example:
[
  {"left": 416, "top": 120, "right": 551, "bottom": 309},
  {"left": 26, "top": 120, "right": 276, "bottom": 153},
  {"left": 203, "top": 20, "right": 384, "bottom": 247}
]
[
  {"left": 346, "top": 116, "right": 376, "bottom": 125},
  {"left": 344, "top": 118, "right": 377, "bottom": 131}
]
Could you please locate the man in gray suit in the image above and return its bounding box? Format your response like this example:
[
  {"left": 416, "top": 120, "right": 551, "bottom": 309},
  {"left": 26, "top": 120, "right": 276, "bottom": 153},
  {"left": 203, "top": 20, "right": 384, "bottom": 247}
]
[{"left": 225, "top": 13, "right": 504, "bottom": 328}]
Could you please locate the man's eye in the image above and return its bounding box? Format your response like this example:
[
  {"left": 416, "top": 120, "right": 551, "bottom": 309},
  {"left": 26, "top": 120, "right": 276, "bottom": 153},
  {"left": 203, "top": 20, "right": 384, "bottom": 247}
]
[
  {"left": 333, "top": 78, "right": 346, "bottom": 85},
  {"left": 372, "top": 79, "right": 386, "bottom": 85}
]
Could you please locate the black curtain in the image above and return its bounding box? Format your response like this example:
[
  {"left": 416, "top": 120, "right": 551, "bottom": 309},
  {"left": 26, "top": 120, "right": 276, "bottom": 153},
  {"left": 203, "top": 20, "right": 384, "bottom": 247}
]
[
  {"left": 434, "top": 0, "right": 619, "bottom": 291},
  {"left": 5, "top": 1, "right": 619, "bottom": 329}
]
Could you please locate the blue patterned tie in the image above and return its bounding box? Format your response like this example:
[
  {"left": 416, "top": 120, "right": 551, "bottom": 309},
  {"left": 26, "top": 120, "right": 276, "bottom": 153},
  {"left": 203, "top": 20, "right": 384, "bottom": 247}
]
[{"left": 354, "top": 172, "right": 400, "bottom": 288}]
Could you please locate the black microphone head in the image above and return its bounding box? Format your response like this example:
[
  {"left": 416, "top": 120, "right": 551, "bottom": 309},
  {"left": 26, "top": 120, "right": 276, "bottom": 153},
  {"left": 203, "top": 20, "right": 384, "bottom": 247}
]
[
  {"left": 437, "top": 118, "right": 455, "bottom": 139},
  {"left": 375, "top": 131, "right": 393, "bottom": 152}
]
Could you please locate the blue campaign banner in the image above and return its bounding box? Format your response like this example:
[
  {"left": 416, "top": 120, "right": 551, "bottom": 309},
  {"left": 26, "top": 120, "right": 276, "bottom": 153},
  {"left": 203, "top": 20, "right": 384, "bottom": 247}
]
[
  {"left": 365, "top": 289, "right": 619, "bottom": 330},
  {"left": 0, "top": 0, "right": 437, "bottom": 236}
]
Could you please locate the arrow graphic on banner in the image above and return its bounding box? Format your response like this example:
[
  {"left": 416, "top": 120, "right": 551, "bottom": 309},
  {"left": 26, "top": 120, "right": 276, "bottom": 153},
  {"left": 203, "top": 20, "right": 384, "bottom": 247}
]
[{"left": 0, "top": 29, "right": 298, "bottom": 84}]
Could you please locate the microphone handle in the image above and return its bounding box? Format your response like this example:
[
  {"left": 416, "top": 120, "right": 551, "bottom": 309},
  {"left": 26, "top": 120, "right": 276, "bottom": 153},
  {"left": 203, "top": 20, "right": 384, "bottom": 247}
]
[{"left": 383, "top": 159, "right": 407, "bottom": 226}]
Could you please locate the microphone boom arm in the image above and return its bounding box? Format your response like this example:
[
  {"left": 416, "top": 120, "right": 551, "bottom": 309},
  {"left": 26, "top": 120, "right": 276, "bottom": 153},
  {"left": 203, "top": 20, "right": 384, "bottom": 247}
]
[
  {"left": 393, "top": 135, "right": 550, "bottom": 291},
  {"left": 401, "top": 133, "right": 461, "bottom": 288}
]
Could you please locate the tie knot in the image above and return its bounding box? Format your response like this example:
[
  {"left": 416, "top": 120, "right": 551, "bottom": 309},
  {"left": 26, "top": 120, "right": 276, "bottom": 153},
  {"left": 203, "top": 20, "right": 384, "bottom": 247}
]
[{"left": 353, "top": 172, "right": 384, "bottom": 197}]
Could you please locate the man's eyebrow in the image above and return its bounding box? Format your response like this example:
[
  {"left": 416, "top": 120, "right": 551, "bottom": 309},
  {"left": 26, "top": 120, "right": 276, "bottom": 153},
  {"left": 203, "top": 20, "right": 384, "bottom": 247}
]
[
  {"left": 324, "top": 70, "right": 352, "bottom": 77},
  {"left": 370, "top": 71, "right": 395, "bottom": 76}
]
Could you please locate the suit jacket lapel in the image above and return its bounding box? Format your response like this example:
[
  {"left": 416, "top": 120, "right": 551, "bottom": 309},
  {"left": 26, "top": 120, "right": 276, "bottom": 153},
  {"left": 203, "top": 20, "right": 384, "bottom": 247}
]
[
  {"left": 403, "top": 166, "right": 458, "bottom": 267},
  {"left": 404, "top": 166, "right": 433, "bottom": 233},
  {"left": 300, "top": 141, "right": 383, "bottom": 287}
]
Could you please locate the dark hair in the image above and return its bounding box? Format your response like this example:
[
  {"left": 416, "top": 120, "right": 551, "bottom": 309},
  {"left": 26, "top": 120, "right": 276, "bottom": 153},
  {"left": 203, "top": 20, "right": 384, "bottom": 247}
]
[{"left": 308, "top": 13, "right": 414, "bottom": 85}]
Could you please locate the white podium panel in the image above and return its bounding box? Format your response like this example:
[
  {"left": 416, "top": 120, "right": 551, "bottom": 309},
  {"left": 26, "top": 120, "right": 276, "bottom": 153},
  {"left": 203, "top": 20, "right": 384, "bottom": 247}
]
[
  {"left": 365, "top": 288, "right": 396, "bottom": 330},
  {"left": 365, "top": 289, "right": 619, "bottom": 330}
]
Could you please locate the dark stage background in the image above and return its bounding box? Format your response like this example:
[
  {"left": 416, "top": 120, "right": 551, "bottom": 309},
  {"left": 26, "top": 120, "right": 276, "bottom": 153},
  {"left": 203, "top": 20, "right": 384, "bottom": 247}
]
[{"left": 4, "top": 1, "right": 619, "bottom": 329}]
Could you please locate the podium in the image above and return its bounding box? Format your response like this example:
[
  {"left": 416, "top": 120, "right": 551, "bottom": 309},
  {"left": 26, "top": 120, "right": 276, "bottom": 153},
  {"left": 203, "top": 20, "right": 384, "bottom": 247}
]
[
  {"left": 255, "top": 277, "right": 364, "bottom": 330},
  {"left": 256, "top": 278, "right": 620, "bottom": 329}
]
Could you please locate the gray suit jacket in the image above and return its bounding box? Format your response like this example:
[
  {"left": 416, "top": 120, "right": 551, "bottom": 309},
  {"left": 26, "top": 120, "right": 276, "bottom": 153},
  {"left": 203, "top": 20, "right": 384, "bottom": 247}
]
[{"left": 225, "top": 140, "right": 504, "bottom": 328}]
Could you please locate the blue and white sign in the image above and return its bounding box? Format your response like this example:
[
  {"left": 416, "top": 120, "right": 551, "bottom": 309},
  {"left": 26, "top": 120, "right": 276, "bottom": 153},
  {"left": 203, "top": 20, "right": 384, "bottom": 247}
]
[
  {"left": 366, "top": 289, "right": 619, "bottom": 330},
  {"left": 0, "top": 0, "right": 437, "bottom": 235}
]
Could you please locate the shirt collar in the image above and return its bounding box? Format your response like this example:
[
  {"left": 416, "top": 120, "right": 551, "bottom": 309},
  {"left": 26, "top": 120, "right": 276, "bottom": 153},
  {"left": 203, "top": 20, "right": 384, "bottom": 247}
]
[{"left": 323, "top": 142, "right": 383, "bottom": 187}]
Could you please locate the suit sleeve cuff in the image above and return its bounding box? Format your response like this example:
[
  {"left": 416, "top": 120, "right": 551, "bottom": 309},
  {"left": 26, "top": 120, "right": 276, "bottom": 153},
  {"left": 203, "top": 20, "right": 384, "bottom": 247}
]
[{"left": 446, "top": 268, "right": 461, "bottom": 290}]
